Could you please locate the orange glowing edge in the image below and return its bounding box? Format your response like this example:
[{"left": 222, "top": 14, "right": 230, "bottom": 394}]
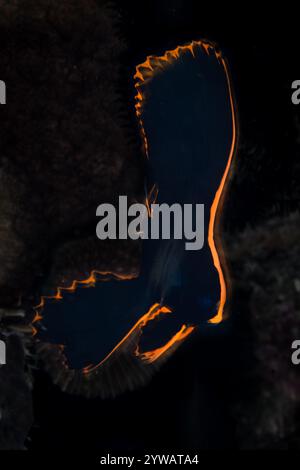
[
  {"left": 134, "top": 39, "right": 236, "bottom": 325},
  {"left": 33, "top": 39, "right": 236, "bottom": 368},
  {"left": 82, "top": 303, "right": 195, "bottom": 374}
]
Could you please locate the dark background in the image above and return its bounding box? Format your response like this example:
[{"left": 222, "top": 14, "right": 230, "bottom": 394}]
[{"left": 28, "top": 0, "right": 300, "bottom": 451}]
